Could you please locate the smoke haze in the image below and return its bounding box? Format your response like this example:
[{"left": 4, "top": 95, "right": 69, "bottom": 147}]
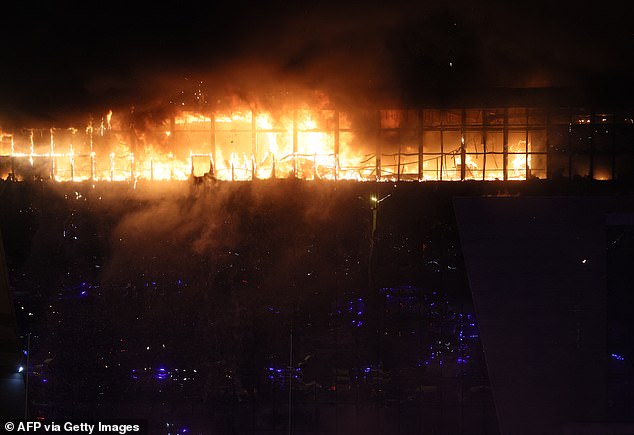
[{"left": 0, "top": 1, "right": 632, "bottom": 127}]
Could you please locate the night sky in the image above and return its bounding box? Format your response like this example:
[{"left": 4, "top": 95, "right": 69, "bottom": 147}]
[{"left": 0, "top": 1, "right": 632, "bottom": 125}]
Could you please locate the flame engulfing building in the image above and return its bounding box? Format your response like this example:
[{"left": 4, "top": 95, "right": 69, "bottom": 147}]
[{"left": 1, "top": 99, "right": 633, "bottom": 184}]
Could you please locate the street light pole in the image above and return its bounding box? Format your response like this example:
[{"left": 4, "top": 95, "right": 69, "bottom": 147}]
[
  {"left": 368, "top": 193, "right": 391, "bottom": 362},
  {"left": 368, "top": 193, "right": 391, "bottom": 286},
  {"left": 288, "top": 328, "right": 293, "bottom": 435}
]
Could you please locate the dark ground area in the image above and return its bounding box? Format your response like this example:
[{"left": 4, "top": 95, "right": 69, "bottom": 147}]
[{"left": 2, "top": 178, "right": 632, "bottom": 434}]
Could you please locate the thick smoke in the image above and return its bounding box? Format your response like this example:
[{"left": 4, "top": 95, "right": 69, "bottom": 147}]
[
  {"left": 1, "top": 1, "right": 632, "bottom": 129},
  {"left": 92, "top": 181, "right": 368, "bottom": 304}
]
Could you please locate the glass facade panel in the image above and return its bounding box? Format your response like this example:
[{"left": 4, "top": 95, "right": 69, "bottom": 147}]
[
  {"left": 12, "top": 130, "right": 33, "bottom": 154},
  {"left": 614, "top": 122, "right": 634, "bottom": 154},
  {"left": 485, "top": 130, "right": 504, "bottom": 153},
  {"left": 0, "top": 132, "right": 12, "bottom": 155},
  {"left": 423, "top": 131, "right": 442, "bottom": 154},
  {"left": 508, "top": 108, "right": 526, "bottom": 126},
  {"left": 465, "top": 109, "right": 483, "bottom": 125},
  {"left": 1, "top": 106, "right": 632, "bottom": 183},
  {"left": 572, "top": 155, "right": 591, "bottom": 178},
  {"left": 339, "top": 131, "right": 375, "bottom": 180},
  {"left": 484, "top": 153, "right": 504, "bottom": 180},
  {"left": 485, "top": 108, "right": 505, "bottom": 126},
  {"left": 616, "top": 155, "right": 634, "bottom": 181},
  {"left": 422, "top": 154, "right": 442, "bottom": 180},
  {"left": 30, "top": 129, "right": 51, "bottom": 155},
  {"left": 530, "top": 162, "right": 547, "bottom": 179},
  {"left": 444, "top": 110, "right": 462, "bottom": 126},
  {"left": 297, "top": 131, "right": 335, "bottom": 180},
  {"left": 442, "top": 131, "right": 462, "bottom": 180},
  {"left": 528, "top": 108, "right": 546, "bottom": 125},
  {"left": 463, "top": 153, "right": 484, "bottom": 180},
  {"left": 570, "top": 124, "right": 592, "bottom": 153},
  {"left": 549, "top": 107, "right": 570, "bottom": 125},
  {"left": 379, "top": 109, "right": 419, "bottom": 129},
  {"left": 70, "top": 155, "right": 92, "bottom": 180},
  {"left": 464, "top": 132, "right": 483, "bottom": 154},
  {"left": 422, "top": 109, "right": 443, "bottom": 127},
  {"left": 28, "top": 156, "right": 51, "bottom": 179},
  {"left": 529, "top": 129, "right": 546, "bottom": 153},
  {"left": 528, "top": 130, "right": 547, "bottom": 179},
  {"left": 507, "top": 153, "right": 527, "bottom": 180},
  {"left": 108, "top": 155, "right": 133, "bottom": 181},
  {"left": 593, "top": 154, "right": 613, "bottom": 180}
]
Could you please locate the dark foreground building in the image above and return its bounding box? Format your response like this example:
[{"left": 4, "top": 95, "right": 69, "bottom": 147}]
[{"left": 455, "top": 196, "right": 634, "bottom": 434}]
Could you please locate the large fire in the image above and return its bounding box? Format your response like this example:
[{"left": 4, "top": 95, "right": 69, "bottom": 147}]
[{"left": 0, "top": 106, "right": 541, "bottom": 183}]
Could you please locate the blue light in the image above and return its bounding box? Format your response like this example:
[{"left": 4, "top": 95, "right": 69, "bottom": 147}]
[
  {"left": 364, "top": 367, "right": 371, "bottom": 373},
  {"left": 18, "top": 366, "right": 24, "bottom": 373},
  {"left": 611, "top": 353, "right": 625, "bottom": 361}
]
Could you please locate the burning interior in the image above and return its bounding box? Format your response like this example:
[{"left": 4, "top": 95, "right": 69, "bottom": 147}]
[{"left": 1, "top": 104, "right": 632, "bottom": 183}]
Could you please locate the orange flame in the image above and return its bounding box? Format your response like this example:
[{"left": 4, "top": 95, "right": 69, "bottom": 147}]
[{"left": 0, "top": 105, "right": 544, "bottom": 183}]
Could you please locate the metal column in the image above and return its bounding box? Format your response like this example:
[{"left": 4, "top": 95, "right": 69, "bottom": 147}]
[{"left": 503, "top": 108, "right": 509, "bottom": 181}]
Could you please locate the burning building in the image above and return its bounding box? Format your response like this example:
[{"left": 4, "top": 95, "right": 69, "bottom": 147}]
[
  {"left": 1, "top": 1, "right": 633, "bottom": 432},
  {"left": 1, "top": 101, "right": 633, "bottom": 184}
]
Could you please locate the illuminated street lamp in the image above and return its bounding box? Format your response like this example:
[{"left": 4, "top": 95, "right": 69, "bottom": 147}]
[
  {"left": 369, "top": 193, "right": 391, "bottom": 260},
  {"left": 368, "top": 193, "right": 391, "bottom": 359}
]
